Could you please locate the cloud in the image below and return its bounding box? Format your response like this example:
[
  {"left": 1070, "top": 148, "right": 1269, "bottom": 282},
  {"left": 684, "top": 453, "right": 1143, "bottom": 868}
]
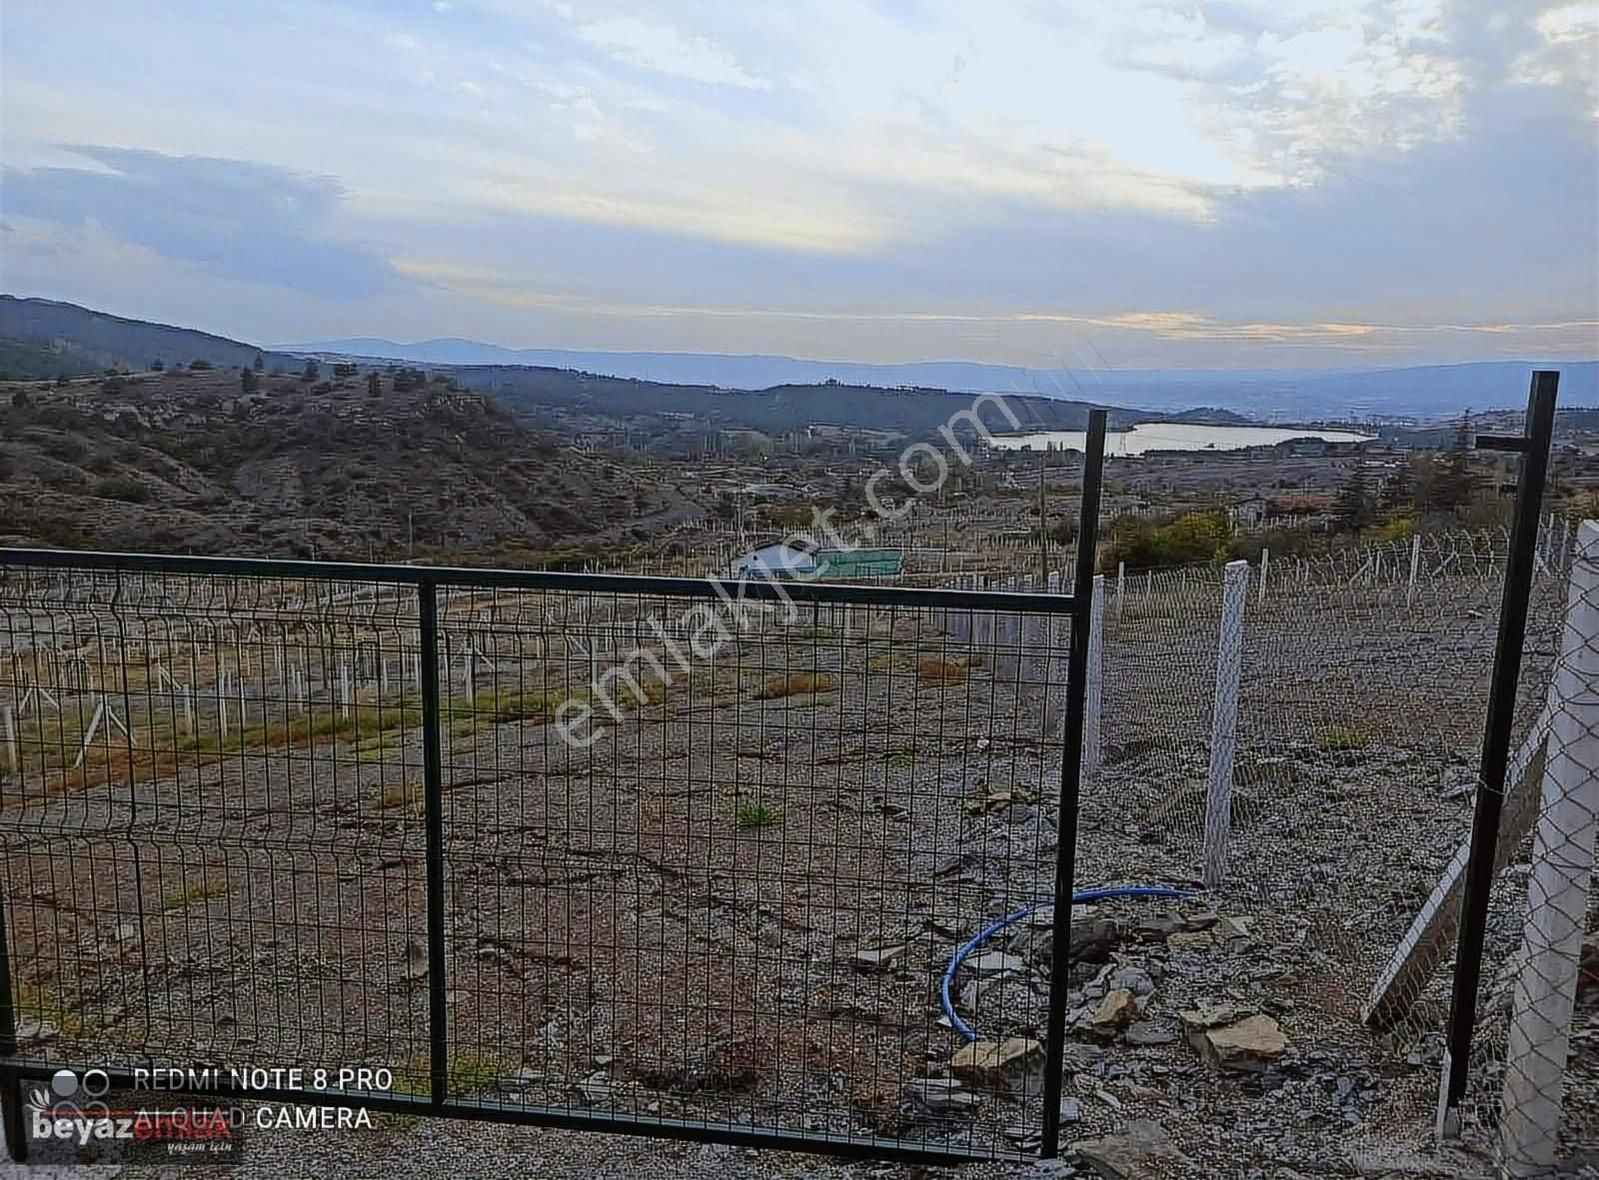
[
  {"left": 0, "top": 147, "right": 402, "bottom": 299},
  {"left": 574, "top": 17, "right": 770, "bottom": 89}
]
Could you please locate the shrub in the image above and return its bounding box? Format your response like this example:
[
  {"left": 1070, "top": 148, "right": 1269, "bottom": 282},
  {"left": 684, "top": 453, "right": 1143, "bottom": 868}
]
[
  {"left": 189, "top": 359, "right": 213, "bottom": 371},
  {"left": 94, "top": 475, "right": 149, "bottom": 503},
  {"left": 1102, "top": 509, "right": 1231, "bottom": 572}
]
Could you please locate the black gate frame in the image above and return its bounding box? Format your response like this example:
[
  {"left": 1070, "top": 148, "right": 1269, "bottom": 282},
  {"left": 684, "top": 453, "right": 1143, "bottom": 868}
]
[{"left": 0, "top": 411, "right": 1108, "bottom": 1164}]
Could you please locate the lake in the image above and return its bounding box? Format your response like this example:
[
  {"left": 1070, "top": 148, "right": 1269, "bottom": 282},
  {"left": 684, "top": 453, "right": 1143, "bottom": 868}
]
[{"left": 990, "top": 422, "right": 1374, "bottom": 455}]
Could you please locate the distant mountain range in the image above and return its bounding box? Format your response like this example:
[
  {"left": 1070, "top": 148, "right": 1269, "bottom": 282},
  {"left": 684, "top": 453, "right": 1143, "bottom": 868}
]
[
  {"left": 3, "top": 296, "right": 1591, "bottom": 421},
  {"left": 283, "top": 335, "right": 1598, "bottom": 420}
]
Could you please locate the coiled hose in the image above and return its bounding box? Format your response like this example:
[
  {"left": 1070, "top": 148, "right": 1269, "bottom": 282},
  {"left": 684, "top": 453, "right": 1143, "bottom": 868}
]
[{"left": 940, "top": 885, "right": 1193, "bottom": 1042}]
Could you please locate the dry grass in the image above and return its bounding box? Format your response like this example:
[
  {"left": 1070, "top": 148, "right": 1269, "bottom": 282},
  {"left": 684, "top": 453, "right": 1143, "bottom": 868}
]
[
  {"left": 376, "top": 782, "right": 421, "bottom": 812},
  {"left": 917, "top": 658, "right": 967, "bottom": 684},
  {"left": 754, "top": 671, "right": 839, "bottom": 700},
  {"left": 393, "top": 1051, "right": 511, "bottom": 1098}
]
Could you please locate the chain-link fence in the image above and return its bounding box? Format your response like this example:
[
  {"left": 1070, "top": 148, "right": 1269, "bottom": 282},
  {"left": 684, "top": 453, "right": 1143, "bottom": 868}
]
[{"left": 1043, "top": 517, "right": 1590, "bottom": 1175}]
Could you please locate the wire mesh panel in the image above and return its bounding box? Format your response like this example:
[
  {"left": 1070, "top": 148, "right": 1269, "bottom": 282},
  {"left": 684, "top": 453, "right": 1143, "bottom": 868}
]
[
  {"left": 0, "top": 556, "right": 1083, "bottom": 1162},
  {"left": 0, "top": 565, "right": 433, "bottom": 1089},
  {"left": 426, "top": 580, "right": 1076, "bottom": 1156}
]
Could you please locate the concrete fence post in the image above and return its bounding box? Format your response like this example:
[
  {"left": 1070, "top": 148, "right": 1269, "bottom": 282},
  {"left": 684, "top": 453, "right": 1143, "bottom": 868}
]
[
  {"left": 1258, "top": 547, "right": 1269, "bottom": 604},
  {"left": 1, "top": 705, "right": 15, "bottom": 775},
  {"left": 1085, "top": 574, "right": 1105, "bottom": 776},
  {"left": 1115, "top": 560, "right": 1126, "bottom": 619},
  {"left": 1204, "top": 560, "right": 1249, "bottom": 888},
  {"left": 1499, "top": 520, "right": 1599, "bottom": 1176},
  {"left": 1407, "top": 533, "right": 1423, "bottom": 606}
]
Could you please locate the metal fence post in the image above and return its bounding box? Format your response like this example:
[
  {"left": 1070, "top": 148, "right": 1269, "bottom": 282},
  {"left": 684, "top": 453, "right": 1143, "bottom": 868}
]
[
  {"left": 1444, "top": 370, "right": 1559, "bottom": 1123},
  {"left": 418, "top": 579, "right": 449, "bottom": 1108},
  {"left": 1041, "top": 409, "right": 1106, "bottom": 1159},
  {"left": 1499, "top": 519, "right": 1599, "bottom": 1173},
  {"left": 0, "top": 867, "right": 23, "bottom": 1163},
  {"left": 1204, "top": 560, "right": 1248, "bottom": 888}
]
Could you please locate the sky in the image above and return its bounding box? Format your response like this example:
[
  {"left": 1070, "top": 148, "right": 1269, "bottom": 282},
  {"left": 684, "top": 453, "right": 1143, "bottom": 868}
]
[{"left": 1, "top": 0, "right": 1596, "bottom": 371}]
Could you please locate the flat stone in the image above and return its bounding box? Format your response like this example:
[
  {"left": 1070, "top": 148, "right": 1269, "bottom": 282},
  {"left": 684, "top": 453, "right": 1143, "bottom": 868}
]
[
  {"left": 1195, "top": 1014, "right": 1288, "bottom": 1072},
  {"left": 1072, "top": 918, "right": 1122, "bottom": 964},
  {"left": 1072, "top": 1119, "right": 1191, "bottom": 1178},
  {"left": 949, "top": 1036, "right": 1044, "bottom": 1090},
  {"left": 1109, "top": 966, "right": 1156, "bottom": 996},
  {"left": 1179, "top": 1001, "right": 1247, "bottom": 1034},
  {"left": 903, "top": 1077, "right": 978, "bottom": 1115},
  {"left": 1135, "top": 913, "right": 1186, "bottom": 941},
  {"left": 1088, "top": 988, "right": 1139, "bottom": 1036},
  {"left": 968, "top": 950, "right": 1025, "bottom": 975},
  {"left": 1166, "top": 931, "right": 1212, "bottom": 951},
  {"left": 1125, "top": 1020, "right": 1178, "bottom": 1047},
  {"left": 853, "top": 944, "right": 905, "bottom": 973}
]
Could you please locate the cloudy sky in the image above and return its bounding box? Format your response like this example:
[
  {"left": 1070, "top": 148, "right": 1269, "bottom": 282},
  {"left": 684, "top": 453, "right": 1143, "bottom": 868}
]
[{"left": 2, "top": 0, "right": 1595, "bottom": 370}]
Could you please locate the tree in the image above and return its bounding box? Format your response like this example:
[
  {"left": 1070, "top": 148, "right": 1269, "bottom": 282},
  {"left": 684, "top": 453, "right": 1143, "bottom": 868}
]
[
  {"left": 1335, "top": 465, "right": 1376, "bottom": 532},
  {"left": 302, "top": 359, "right": 320, "bottom": 382},
  {"left": 1430, "top": 412, "right": 1475, "bottom": 513},
  {"left": 241, "top": 368, "right": 261, "bottom": 395},
  {"left": 253, "top": 353, "right": 265, "bottom": 371},
  {"left": 366, "top": 371, "right": 382, "bottom": 398},
  {"left": 1380, "top": 456, "right": 1415, "bottom": 513},
  {"left": 189, "top": 358, "right": 213, "bottom": 371},
  {"left": 150, "top": 358, "right": 165, "bottom": 371}
]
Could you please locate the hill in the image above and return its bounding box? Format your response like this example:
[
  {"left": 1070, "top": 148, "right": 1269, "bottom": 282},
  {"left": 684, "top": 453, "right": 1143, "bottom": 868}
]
[
  {"left": 453, "top": 364, "right": 1157, "bottom": 438},
  {"left": 0, "top": 366, "right": 690, "bottom": 562},
  {"left": 0, "top": 295, "right": 303, "bottom": 378}
]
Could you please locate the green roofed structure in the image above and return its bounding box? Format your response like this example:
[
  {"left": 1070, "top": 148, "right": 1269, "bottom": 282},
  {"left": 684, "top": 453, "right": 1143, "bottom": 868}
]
[{"left": 813, "top": 548, "right": 904, "bottom": 578}]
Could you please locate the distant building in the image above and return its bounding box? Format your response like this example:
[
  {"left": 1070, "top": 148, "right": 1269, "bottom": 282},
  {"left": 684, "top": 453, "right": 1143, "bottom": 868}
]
[
  {"left": 1231, "top": 496, "right": 1269, "bottom": 530},
  {"left": 727, "top": 544, "right": 904, "bottom": 580},
  {"left": 729, "top": 543, "right": 817, "bottom": 579}
]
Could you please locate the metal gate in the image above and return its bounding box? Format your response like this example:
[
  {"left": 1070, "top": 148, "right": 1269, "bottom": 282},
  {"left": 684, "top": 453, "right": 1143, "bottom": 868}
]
[{"left": 0, "top": 416, "right": 1107, "bottom": 1164}]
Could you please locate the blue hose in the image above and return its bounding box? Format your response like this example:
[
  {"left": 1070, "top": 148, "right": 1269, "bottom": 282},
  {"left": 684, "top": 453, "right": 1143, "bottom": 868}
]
[{"left": 939, "top": 885, "right": 1193, "bottom": 1042}]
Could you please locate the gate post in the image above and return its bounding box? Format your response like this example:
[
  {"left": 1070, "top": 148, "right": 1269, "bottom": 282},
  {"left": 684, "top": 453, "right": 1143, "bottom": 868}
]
[
  {"left": 0, "top": 862, "right": 24, "bottom": 1163},
  {"left": 1444, "top": 370, "right": 1559, "bottom": 1127},
  {"left": 1204, "top": 561, "right": 1248, "bottom": 889},
  {"left": 418, "top": 580, "right": 450, "bottom": 1107},
  {"left": 1040, "top": 410, "right": 1106, "bottom": 1159}
]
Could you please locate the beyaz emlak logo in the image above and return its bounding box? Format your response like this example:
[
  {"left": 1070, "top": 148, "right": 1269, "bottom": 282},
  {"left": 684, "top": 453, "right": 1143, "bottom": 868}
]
[{"left": 26, "top": 1067, "right": 244, "bottom": 1161}]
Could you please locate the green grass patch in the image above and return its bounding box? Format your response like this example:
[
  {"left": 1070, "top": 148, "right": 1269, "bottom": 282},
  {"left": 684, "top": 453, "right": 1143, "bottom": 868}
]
[
  {"left": 14, "top": 982, "right": 88, "bottom": 1038},
  {"left": 162, "top": 879, "right": 229, "bottom": 911},
  {"left": 1315, "top": 726, "right": 1367, "bottom": 753},
  {"left": 735, "top": 799, "right": 781, "bottom": 829}
]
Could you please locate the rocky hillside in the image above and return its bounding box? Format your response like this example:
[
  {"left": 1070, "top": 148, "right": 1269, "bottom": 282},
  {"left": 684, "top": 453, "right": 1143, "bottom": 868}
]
[
  {"left": 0, "top": 365, "right": 693, "bottom": 562},
  {"left": 0, "top": 295, "right": 304, "bottom": 378}
]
